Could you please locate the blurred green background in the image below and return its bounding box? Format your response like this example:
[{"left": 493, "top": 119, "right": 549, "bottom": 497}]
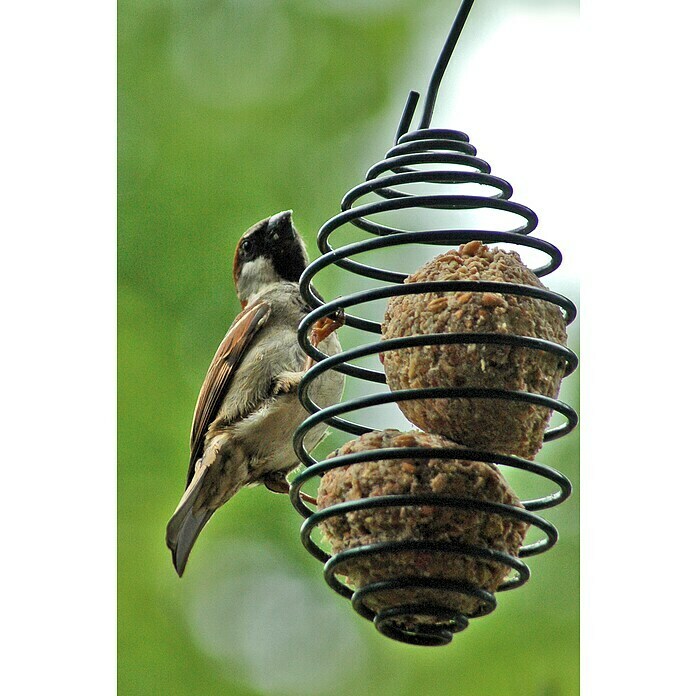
[{"left": 118, "top": 1, "right": 579, "bottom": 694}]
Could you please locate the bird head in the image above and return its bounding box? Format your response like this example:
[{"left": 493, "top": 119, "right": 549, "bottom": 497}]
[{"left": 232, "top": 210, "right": 310, "bottom": 305}]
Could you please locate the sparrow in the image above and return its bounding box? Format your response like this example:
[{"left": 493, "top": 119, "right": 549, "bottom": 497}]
[{"left": 166, "top": 210, "right": 344, "bottom": 576}]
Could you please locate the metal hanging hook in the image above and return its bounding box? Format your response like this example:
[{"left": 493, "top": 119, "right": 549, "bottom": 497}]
[{"left": 396, "top": 0, "right": 476, "bottom": 142}]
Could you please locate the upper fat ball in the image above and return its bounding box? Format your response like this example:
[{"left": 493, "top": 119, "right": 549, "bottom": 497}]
[{"left": 381, "top": 241, "right": 568, "bottom": 461}]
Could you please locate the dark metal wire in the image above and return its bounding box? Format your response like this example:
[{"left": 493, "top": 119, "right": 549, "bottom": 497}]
[{"left": 291, "top": 0, "right": 578, "bottom": 646}]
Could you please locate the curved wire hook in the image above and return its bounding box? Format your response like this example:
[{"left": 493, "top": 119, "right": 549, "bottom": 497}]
[{"left": 395, "top": 0, "right": 477, "bottom": 142}]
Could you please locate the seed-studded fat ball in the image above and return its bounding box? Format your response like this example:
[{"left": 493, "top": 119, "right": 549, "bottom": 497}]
[
  {"left": 381, "top": 241, "right": 568, "bottom": 460},
  {"left": 317, "top": 429, "right": 528, "bottom": 628}
]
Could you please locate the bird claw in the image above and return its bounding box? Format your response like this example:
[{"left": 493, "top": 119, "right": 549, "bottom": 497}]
[
  {"left": 300, "top": 491, "right": 318, "bottom": 506},
  {"left": 271, "top": 372, "right": 303, "bottom": 396},
  {"left": 263, "top": 471, "right": 291, "bottom": 495},
  {"left": 310, "top": 308, "right": 345, "bottom": 348},
  {"left": 262, "top": 471, "right": 317, "bottom": 506},
  {"left": 303, "top": 309, "right": 345, "bottom": 371}
]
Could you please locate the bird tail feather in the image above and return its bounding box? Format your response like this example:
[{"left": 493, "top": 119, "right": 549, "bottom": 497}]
[{"left": 166, "top": 464, "right": 213, "bottom": 577}]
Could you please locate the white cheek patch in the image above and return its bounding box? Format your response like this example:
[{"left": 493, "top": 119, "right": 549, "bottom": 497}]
[{"left": 237, "top": 256, "right": 280, "bottom": 299}]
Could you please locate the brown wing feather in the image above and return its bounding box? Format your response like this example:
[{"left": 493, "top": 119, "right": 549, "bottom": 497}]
[{"left": 186, "top": 301, "right": 271, "bottom": 485}]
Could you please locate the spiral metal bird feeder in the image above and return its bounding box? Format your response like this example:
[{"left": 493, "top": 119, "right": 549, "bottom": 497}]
[{"left": 290, "top": 0, "right": 578, "bottom": 647}]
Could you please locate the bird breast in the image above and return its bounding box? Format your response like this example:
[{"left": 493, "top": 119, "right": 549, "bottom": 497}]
[{"left": 225, "top": 328, "right": 343, "bottom": 476}]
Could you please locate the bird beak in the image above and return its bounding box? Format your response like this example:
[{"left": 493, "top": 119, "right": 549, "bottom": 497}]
[{"left": 267, "top": 210, "right": 294, "bottom": 237}]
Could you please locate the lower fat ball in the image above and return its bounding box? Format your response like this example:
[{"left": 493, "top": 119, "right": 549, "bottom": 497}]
[
  {"left": 317, "top": 429, "right": 529, "bottom": 626},
  {"left": 381, "top": 241, "right": 568, "bottom": 461}
]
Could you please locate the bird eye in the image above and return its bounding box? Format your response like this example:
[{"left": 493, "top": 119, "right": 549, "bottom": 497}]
[{"left": 240, "top": 239, "right": 251, "bottom": 254}]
